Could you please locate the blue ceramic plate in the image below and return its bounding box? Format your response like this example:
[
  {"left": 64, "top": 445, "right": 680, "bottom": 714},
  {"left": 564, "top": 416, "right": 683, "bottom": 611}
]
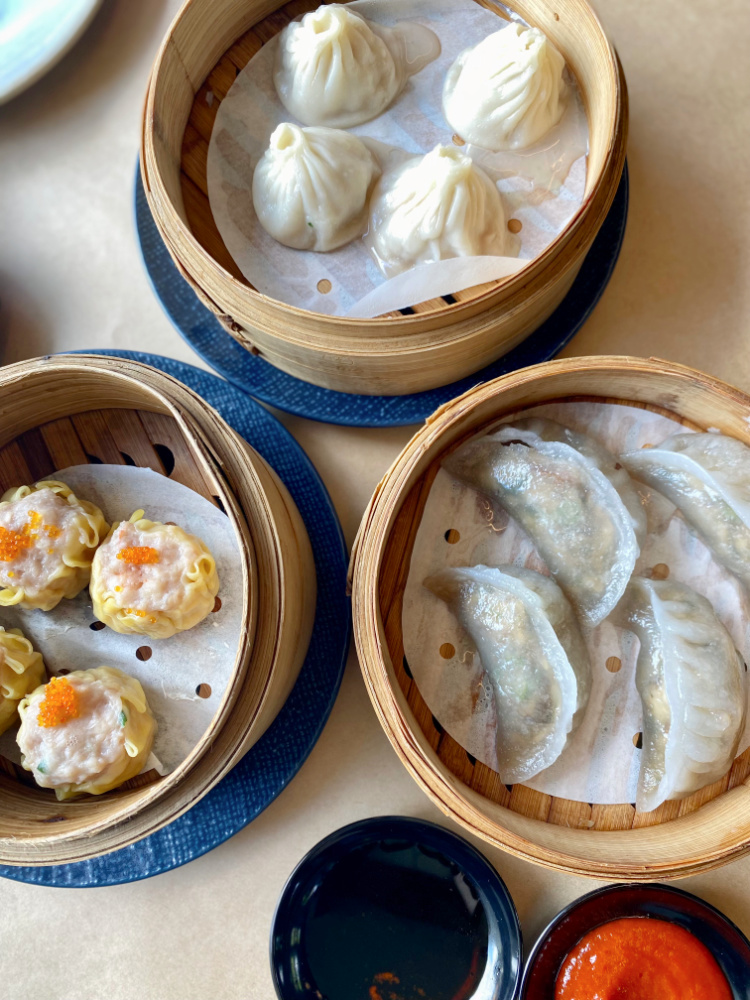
[
  {"left": 271, "top": 816, "right": 522, "bottom": 1000},
  {"left": 135, "top": 163, "right": 629, "bottom": 427},
  {"left": 0, "top": 0, "right": 102, "bottom": 105},
  {"left": 0, "top": 351, "right": 350, "bottom": 888},
  {"left": 521, "top": 882, "right": 750, "bottom": 999}
]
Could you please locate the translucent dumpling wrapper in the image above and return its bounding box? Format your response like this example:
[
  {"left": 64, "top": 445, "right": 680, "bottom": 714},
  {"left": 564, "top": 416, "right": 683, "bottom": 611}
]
[
  {"left": 367, "top": 145, "right": 514, "bottom": 278},
  {"left": 510, "top": 417, "right": 647, "bottom": 543},
  {"left": 442, "top": 24, "right": 567, "bottom": 151},
  {"left": 443, "top": 423, "right": 641, "bottom": 626},
  {"left": 17, "top": 667, "right": 156, "bottom": 800},
  {"left": 253, "top": 124, "right": 380, "bottom": 252},
  {"left": 90, "top": 510, "right": 220, "bottom": 640},
  {"left": 0, "top": 626, "right": 46, "bottom": 736},
  {"left": 274, "top": 4, "right": 440, "bottom": 129},
  {"left": 0, "top": 480, "right": 109, "bottom": 611},
  {"left": 425, "top": 564, "right": 591, "bottom": 783},
  {"left": 621, "top": 577, "right": 746, "bottom": 812},
  {"left": 622, "top": 432, "right": 750, "bottom": 593}
]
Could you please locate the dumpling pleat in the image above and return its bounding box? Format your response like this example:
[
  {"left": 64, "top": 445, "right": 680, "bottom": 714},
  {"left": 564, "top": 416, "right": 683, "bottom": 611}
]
[
  {"left": 443, "top": 423, "right": 641, "bottom": 626},
  {"left": 424, "top": 565, "right": 590, "bottom": 783},
  {"left": 622, "top": 432, "right": 750, "bottom": 593},
  {"left": 623, "top": 577, "right": 746, "bottom": 811}
]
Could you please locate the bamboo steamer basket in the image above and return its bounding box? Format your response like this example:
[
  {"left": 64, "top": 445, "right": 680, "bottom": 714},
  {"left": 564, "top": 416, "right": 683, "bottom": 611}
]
[
  {"left": 350, "top": 356, "right": 750, "bottom": 880},
  {"left": 141, "top": 0, "right": 628, "bottom": 395},
  {"left": 0, "top": 354, "right": 315, "bottom": 866}
]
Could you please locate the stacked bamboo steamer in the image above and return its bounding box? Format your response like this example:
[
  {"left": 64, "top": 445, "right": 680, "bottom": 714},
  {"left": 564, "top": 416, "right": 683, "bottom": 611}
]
[
  {"left": 0, "top": 355, "right": 315, "bottom": 866},
  {"left": 141, "top": 0, "right": 628, "bottom": 395},
  {"left": 350, "top": 356, "right": 750, "bottom": 880}
]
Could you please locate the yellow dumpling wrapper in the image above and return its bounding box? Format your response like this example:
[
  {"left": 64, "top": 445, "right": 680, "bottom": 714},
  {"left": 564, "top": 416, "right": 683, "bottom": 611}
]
[
  {"left": 90, "top": 510, "right": 220, "bottom": 640},
  {"left": 17, "top": 666, "right": 157, "bottom": 800},
  {"left": 0, "top": 480, "right": 109, "bottom": 611},
  {"left": 0, "top": 626, "right": 46, "bottom": 736}
]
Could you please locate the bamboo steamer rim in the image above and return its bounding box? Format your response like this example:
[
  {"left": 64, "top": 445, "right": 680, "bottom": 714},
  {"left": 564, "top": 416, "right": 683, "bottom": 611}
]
[
  {"left": 141, "top": 0, "right": 627, "bottom": 335},
  {"left": 0, "top": 354, "right": 255, "bottom": 849},
  {"left": 350, "top": 355, "right": 750, "bottom": 879},
  {"left": 0, "top": 354, "right": 315, "bottom": 865}
]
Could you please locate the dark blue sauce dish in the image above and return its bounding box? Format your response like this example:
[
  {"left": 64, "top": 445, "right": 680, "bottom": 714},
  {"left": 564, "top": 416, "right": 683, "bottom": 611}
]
[{"left": 270, "top": 816, "right": 522, "bottom": 1000}]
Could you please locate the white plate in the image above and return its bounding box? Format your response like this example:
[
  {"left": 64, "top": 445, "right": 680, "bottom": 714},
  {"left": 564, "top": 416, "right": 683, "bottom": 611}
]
[{"left": 0, "top": 0, "right": 102, "bottom": 105}]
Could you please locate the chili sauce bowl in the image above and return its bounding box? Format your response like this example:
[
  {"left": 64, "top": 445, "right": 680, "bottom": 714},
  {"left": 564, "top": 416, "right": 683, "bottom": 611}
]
[{"left": 521, "top": 882, "right": 750, "bottom": 999}]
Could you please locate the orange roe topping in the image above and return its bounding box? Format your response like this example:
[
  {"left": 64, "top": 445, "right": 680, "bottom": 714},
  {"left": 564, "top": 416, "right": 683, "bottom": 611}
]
[
  {"left": 0, "top": 525, "right": 34, "bottom": 562},
  {"left": 37, "top": 676, "right": 80, "bottom": 728},
  {"left": 126, "top": 608, "right": 149, "bottom": 618},
  {"left": 0, "top": 510, "right": 62, "bottom": 563},
  {"left": 117, "top": 546, "right": 160, "bottom": 566}
]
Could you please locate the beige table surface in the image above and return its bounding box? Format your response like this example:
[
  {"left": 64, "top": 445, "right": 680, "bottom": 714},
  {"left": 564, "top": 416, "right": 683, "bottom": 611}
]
[{"left": 1, "top": 1, "right": 749, "bottom": 997}]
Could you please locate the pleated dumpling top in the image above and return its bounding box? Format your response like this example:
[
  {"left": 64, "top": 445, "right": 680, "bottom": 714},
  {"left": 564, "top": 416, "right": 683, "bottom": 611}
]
[{"left": 443, "top": 24, "right": 567, "bottom": 151}]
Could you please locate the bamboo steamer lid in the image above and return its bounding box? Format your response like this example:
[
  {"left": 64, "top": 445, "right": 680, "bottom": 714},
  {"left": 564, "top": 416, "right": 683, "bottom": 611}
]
[
  {"left": 0, "top": 355, "right": 315, "bottom": 865},
  {"left": 350, "top": 357, "right": 750, "bottom": 880},
  {"left": 141, "top": 0, "right": 627, "bottom": 395}
]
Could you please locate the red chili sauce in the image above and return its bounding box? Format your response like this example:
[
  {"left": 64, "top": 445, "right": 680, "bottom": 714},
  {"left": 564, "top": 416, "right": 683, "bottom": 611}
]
[{"left": 554, "top": 917, "right": 733, "bottom": 1000}]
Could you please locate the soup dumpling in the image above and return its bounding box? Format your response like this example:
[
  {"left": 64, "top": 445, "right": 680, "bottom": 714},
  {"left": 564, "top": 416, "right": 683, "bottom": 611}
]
[
  {"left": 253, "top": 124, "right": 380, "bottom": 252},
  {"left": 274, "top": 4, "right": 439, "bottom": 128},
  {"left": 0, "top": 627, "right": 46, "bottom": 736},
  {"left": 0, "top": 481, "right": 109, "bottom": 611},
  {"left": 367, "top": 145, "right": 513, "bottom": 278},
  {"left": 17, "top": 667, "right": 156, "bottom": 800},
  {"left": 443, "top": 24, "right": 567, "bottom": 151},
  {"left": 90, "top": 510, "right": 219, "bottom": 639}
]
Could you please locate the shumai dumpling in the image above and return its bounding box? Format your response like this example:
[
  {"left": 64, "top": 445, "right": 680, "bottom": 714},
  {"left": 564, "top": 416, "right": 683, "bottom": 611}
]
[
  {"left": 0, "top": 481, "right": 109, "bottom": 611},
  {"left": 253, "top": 123, "right": 380, "bottom": 251},
  {"left": 443, "top": 24, "right": 567, "bottom": 151},
  {"left": 367, "top": 145, "right": 512, "bottom": 278},
  {"left": 0, "top": 626, "right": 46, "bottom": 736},
  {"left": 17, "top": 667, "right": 156, "bottom": 800},
  {"left": 90, "top": 510, "right": 219, "bottom": 639}
]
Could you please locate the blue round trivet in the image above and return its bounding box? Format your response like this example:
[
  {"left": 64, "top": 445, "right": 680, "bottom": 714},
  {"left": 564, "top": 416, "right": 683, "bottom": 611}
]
[
  {"left": 135, "top": 163, "right": 629, "bottom": 427},
  {"left": 0, "top": 351, "right": 350, "bottom": 888}
]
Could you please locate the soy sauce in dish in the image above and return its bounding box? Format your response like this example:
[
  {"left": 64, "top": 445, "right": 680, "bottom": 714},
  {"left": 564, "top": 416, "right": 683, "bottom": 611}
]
[{"left": 301, "top": 838, "right": 490, "bottom": 1000}]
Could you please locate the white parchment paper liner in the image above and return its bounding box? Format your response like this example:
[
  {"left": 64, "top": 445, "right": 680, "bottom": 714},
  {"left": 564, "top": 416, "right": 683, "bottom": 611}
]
[
  {"left": 0, "top": 465, "right": 243, "bottom": 776},
  {"left": 403, "top": 402, "right": 750, "bottom": 805},
  {"left": 207, "top": 0, "right": 588, "bottom": 317}
]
